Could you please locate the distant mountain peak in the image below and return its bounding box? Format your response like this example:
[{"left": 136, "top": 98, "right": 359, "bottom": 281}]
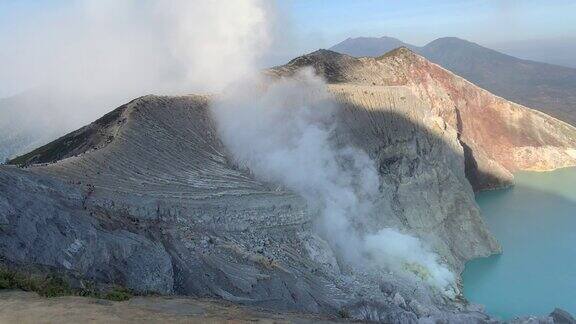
[
  {"left": 330, "top": 36, "right": 416, "bottom": 58},
  {"left": 308, "top": 48, "right": 346, "bottom": 57},
  {"left": 430, "top": 36, "right": 468, "bottom": 43},
  {"left": 284, "top": 49, "right": 353, "bottom": 67},
  {"left": 424, "top": 37, "right": 490, "bottom": 52},
  {"left": 342, "top": 35, "right": 402, "bottom": 41},
  {"left": 378, "top": 46, "right": 419, "bottom": 60}
]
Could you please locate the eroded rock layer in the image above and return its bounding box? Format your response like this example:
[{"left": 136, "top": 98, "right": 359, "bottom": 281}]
[{"left": 269, "top": 48, "right": 576, "bottom": 190}]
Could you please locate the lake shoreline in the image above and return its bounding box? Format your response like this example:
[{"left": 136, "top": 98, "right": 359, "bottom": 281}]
[{"left": 463, "top": 167, "right": 576, "bottom": 319}]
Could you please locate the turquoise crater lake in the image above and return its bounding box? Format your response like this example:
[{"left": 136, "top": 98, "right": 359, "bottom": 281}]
[{"left": 462, "top": 167, "right": 576, "bottom": 320}]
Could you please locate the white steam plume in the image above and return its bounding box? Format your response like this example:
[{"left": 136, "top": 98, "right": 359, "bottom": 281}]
[
  {"left": 212, "top": 69, "right": 456, "bottom": 295},
  {"left": 0, "top": 0, "right": 273, "bottom": 160},
  {"left": 0, "top": 0, "right": 272, "bottom": 97},
  {"left": 2, "top": 0, "right": 455, "bottom": 296}
]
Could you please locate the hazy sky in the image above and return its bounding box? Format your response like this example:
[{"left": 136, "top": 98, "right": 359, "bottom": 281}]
[
  {"left": 282, "top": 0, "right": 576, "bottom": 48},
  {"left": 1, "top": 0, "right": 575, "bottom": 98},
  {"left": 3, "top": 1, "right": 575, "bottom": 56}
]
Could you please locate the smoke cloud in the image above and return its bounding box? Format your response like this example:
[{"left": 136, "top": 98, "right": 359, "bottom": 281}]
[
  {"left": 0, "top": 0, "right": 272, "bottom": 97},
  {"left": 0, "top": 0, "right": 274, "bottom": 159},
  {"left": 212, "top": 69, "right": 456, "bottom": 295}
]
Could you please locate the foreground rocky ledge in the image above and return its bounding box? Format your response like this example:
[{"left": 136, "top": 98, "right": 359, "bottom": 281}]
[
  {"left": 0, "top": 94, "right": 498, "bottom": 322},
  {"left": 0, "top": 290, "right": 573, "bottom": 323},
  {"left": 2, "top": 47, "right": 576, "bottom": 322},
  {"left": 0, "top": 290, "right": 338, "bottom": 323}
]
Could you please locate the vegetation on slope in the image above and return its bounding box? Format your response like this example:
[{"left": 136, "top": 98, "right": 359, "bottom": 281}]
[{"left": 0, "top": 267, "right": 132, "bottom": 301}]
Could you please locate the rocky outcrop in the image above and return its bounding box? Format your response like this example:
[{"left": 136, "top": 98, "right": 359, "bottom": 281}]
[
  {"left": 269, "top": 48, "right": 576, "bottom": 190},
  {"left": 326, "top": 84, "right": 499, "bottom": 272},
  {"left": 2, "top": 49, "right": 574, "bottom": 321},
  {"left": 0, "top": 167, "right": 174, "bottom": 294},
  {"left": 2, "top": 96, "right": 345, "bottom": 313},
  {"left": 0, "top": 91, "right": 501, "bottom": 321},
  {"left": 550, "top": 308, "right": 576, "bottom": 324}
]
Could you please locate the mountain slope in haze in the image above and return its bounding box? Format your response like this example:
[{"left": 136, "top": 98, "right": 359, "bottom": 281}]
[
  {"left": 489, "top": 37, "right": 576, "bottom": 69},
  {"left": 271, "top": 48, "right": 576, "bottom": 190},
  {"left": 0, "top": 92, "right": 65, "bottom": 162},
  {"left": 330, "top": 36, "right": 576, "bottom": 126},
  {"left": 0, "top": 88, "right": 123, "bottom": 162},
  {"left": 330, "top": 36, "right": 418, "bottom": 57}
]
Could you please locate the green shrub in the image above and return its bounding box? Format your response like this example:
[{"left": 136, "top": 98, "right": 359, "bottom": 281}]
[
  {"left": 105, "top": 287, "right": 132, "bottom": 301},
  {"left": 36, "top": 276, "right": 72, "bottom": 297},
  {"left": 0, "top": 267, "right": 132, "bottom": 300},
  {"left": 76, "top": 281, "right": 100, "bottom": 298},
  {"left": 0, "top": 268, "right": 15, "bottom": 289},
  {"left": 0, "top": 268, "right": 72, "bottom": 297}
]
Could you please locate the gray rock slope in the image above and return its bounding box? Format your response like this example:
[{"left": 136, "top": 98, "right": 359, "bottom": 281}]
[
  {"left": 0, "top": 87, "right": 115, "bottom": 163},
  {"left": 0, "top": 88, "right": 504, "bottom": 322}
]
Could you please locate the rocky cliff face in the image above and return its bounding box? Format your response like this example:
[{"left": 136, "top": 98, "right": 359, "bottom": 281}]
[
  {"left": 270, "top": 48, "right": 576, "bottom": 190},
  {"left": 1, "top": 49, "right": 574, "bottom": 322},
  {"left": 2, "top": 96, "right": 331, "bottom": 311},
  {"left": 330, "top": 37, "right": 576, "bottom": 127},
  {"left": 0, "top": 90, "right": 499, "bottom": 322}
]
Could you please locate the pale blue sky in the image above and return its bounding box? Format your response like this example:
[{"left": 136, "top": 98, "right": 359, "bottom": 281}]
[
  {"left": 3, "top": 1, "right": 575, "bottom": 48},
  {"left": 1, "top": 0, "right": 575, "bottom": 97},
  {"left": 280, "top": 0, "right": 576, "bottom": 48}
]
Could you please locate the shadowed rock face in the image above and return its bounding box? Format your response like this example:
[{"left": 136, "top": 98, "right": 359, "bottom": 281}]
[{"left": 270, "top": 48, "right": 576, "bottom": 190}]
